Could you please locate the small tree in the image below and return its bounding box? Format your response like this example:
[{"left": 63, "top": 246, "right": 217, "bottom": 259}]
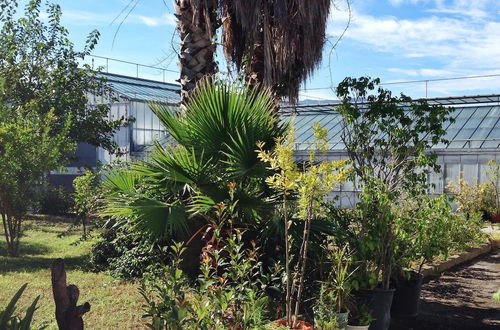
[
  {"left": 73, "top": 169, "right": 102, "bottom": 235},
  {"left": 336, "top": 77, "right": 455, "bottom": 289},
  {"left": 0, "top": 92, "right": 74, "bottom": 256},
  {"left": 0, "top": 0, "right": 127, "bottom": 153},
  {"left": 258, "top": 123, "right": 350, "bottom": 326}
]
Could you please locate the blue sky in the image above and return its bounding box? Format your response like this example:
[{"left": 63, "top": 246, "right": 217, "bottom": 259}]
[{"left": 36, "top": 0, "right": 500, "bottom": 100}]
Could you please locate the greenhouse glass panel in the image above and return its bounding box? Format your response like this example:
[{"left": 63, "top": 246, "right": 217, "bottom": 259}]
[
  {"left": 143, "top": 130, "right": 152, "bottom": 146},
  {"left": 302, "top": 115, "right": 341, "bottom": 144},
  {"left": 481, "top": 108, "right": 500, "bottom": 149},
  {"left": 135, "top": 129, "right": 145, "bottom": 146},
  {"left": 444, "top": 163, "right": 460, "bottom": 191},
  {"left": 470, "top": 107, "right": 497, "bottom": 148},
  {"left": 447, "top": 108, "right": 479, "bottom": 148},
  {"left": 428, "top": 169, "right": 443, "bottom": 194},
  {"left": 152, "top": 107, "right": 160, "bottom": 130},
  {"left": 298, "top": 115, "right": 328, "bottom": 143},
  {"left": 135, "top": 103, "right": 146, "bottom": 129},
  {"left": 462, "top": 163, "right": 478, "bottom": 184},
  {"left": 294, "top": 115, "right": 324, "bottom": 140},
  {"left": 145, "top": 107, "right": 155, "bottom": 130}
]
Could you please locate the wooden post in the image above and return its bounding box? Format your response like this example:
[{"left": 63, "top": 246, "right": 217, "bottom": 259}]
[{"left": 51, "top": 259, "right": 90, "bottom": 330}]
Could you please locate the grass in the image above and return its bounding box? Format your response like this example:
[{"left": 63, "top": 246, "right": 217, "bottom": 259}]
[{"left": 0, "top": 216, "right": 145, "bottom": 329}]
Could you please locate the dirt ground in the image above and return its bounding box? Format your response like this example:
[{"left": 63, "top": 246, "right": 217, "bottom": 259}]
[{"left": 391, "top": 249, "right": 500, "bottom": 330}]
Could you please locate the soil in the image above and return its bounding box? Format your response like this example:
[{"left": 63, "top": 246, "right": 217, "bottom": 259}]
[{"left": 391, "top": 249, "right": 500, "bottom": 330}]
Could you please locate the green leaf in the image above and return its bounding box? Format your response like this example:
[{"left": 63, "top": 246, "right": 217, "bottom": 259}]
[{"left": 0, "top": 283, "right": 27, "bottom": 328}]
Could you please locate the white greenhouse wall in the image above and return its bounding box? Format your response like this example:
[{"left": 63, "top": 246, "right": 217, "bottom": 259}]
[{"left": 294, "top": 151, "right": 500, "bottom": 208}]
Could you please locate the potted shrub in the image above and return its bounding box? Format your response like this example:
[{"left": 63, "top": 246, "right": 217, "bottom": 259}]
[
  {"left": 314, "top": 286, "right": 341, "bottom": 329},
  {"left": 390, "top": 194, "right": 455, "bottom": 318},
  {"left": 335, "top": 77, "right": 454, "bottom": 330},
  {"left": 258, "top": 123, "right": 350, "bottom": 329},
  {"left": 348, "top": 183, "right": 396, "bottom": 330},
  {"left": 315, "top": 283, "right": 350, "bottom": 329},
  {"left": 347, "top": 304, "right": 375, "bottom": 330},
  {"left": 315, "top": 245, "right": 356, "bottom": 329}
]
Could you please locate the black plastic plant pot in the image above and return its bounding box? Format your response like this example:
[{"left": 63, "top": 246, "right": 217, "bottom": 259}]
[
  {"left": 354, "top": 288, "right": 395, "bottom": 330},
  {"left": 391, "top": 272, "right": 423, "bottom": 317}
]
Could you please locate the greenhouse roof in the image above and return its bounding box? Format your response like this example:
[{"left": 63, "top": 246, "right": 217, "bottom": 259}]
[
  {"left": 101, "top": 72, "right": 180, "bottom": 103},
  {"left": 281, "top": 94, "right": 500, "bottom": 151}
]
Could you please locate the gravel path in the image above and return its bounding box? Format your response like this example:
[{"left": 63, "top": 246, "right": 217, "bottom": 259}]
[{"left": 391, "top": 248, "right": 500, "bottom": 330}]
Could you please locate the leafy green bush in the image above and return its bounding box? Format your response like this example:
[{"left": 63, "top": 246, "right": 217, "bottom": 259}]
[
  {"left": 348, "top": 304, "right": 374, "bottom": 327},
  {"left": 38, "top": 185, "right": 74, "bottom": 216},
  {"left": 336, "top": 77, "right": 455, "bottom": 289},
  {"left": 109, "top": 242, "right": 164, "bottom": 280},
  {"left": 140, "top": 243, "right": 192, "bottom": 330},
  {"left": 89, "top": 228, "right": 164, "bottom": 279},
  {"left": 0, "top": 283, "right": 41, "bottom": 330},
  {"left": 447, "top": 210, "right": 485, "bottom": 251},
  {"left": 394, "top": 194, "right": 458, "bottom": 274},
  {"left": 142, "top": 232, "right": 280, "bottom": 329},
  {"left": 314, "top": 285, "right": 341, "bottom": 330}
]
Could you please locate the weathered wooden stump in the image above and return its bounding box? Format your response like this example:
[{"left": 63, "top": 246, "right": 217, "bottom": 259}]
[{"left": 51, "top": 258, "right": 90, "bottom": 330}]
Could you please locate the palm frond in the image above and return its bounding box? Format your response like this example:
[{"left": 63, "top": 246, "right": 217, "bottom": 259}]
[
  {"left": 102, "top": 192, "right": 190, "bottom": 240},
  {"left": 102, "top": 168, "right": 138, "bottom": 195},
  {"left": 136, "top": 144, "right": 215, "bottom": 185},
  {"left": 19, "top": 295, "right": 40, "bottom": 330},
  {"left": 150, "top": 79, "right": 287, "bottom": 163},
  {"left": 150, "top": 103, "right": 190, "bottom": 145},
  {"left": 189, "top": 194, "right": 216, "bottom": 214}
]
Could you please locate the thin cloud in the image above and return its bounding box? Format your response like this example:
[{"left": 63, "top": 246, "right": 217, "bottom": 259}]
[
  {"left": 388, "top": 68, "right": 454, "bottom": 77},
  {"left": 136, "top": 13, "right": 176, "bottom": 27},
  {"left": 387, "top": 0, "right": 499, "bottom": 19},
  {"left": 61, "top": 9, "right": 176, "bottom": 27}
]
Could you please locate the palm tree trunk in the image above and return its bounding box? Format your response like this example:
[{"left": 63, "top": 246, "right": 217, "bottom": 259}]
[{"left": 174, "top": 0, "right": 217, "bottom": 106}]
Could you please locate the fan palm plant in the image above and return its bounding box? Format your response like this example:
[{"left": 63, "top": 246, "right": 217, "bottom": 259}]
[{"left": 100, "top": 79, "right": 288, "bottom": 246}]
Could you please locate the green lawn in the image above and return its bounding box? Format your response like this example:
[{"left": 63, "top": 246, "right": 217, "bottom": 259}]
[{"left": 0, "top": 216, "right": 145, "bottom": 329}]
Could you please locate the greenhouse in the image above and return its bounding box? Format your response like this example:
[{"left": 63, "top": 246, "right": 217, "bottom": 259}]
[
  {"left": 50, "top": 72, "right": 179, "bottom": 188},
  {"left": 281, "top": 94, "right": 500, "bottom": 207},
  {"left": 51, "top": 70, "right": 500, "bottom": 202}
]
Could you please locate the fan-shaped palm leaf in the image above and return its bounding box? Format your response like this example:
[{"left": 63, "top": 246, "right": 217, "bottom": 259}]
[
  {"left": 136, "top": 144, "right": 215, "bottom": 186},
  {"left": 151, "top": 78, "right": 288, "bottom": 180},
  {"left": 101, "top": 190, "right": 189, "bottom": 240}
]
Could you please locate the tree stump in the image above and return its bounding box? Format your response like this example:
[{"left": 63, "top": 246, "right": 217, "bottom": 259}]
[{"left": 51, "top": 258, "right": 90, "bottom": 330}]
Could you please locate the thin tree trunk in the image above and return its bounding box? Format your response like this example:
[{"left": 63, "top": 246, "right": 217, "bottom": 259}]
[
  {"left": 2, "top": 213, "right": 20, "bottom": 257},
  {"left": 82, "top": 217, "right": 87, "bottom": 236},
  {"left": 14, "top": 215, "right": 21, "bottom": 256},
  {"left": 1, "top": 212, "right": 12, "bottom": 253},
  {"left": 283, "top": 195, "right": 292, "bottom": 325},
  {"left": 174, "top": 0, "right": 217, "bottom": 107},
  {"left": 293, "top": 205, "right": 313, "bottom": 325}
]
